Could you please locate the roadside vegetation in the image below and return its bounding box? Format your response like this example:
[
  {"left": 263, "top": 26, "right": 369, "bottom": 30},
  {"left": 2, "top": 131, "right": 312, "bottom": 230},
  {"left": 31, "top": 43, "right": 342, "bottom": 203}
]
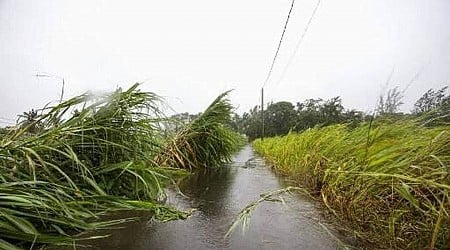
[
  {"left": 233, "top": 86, "right": 449, "bottom": 140},
  {"left": 248, "top": 86, "right": 450, "bottom": 249},
  {"left": 157, "top": 91, "right": 245, "bottom": 170},
  {"left": 254, "top": 120, "right": 449, "bottom": 249},
  {"left": 0, "top": 84, "right": 241, "bottom": 249}
]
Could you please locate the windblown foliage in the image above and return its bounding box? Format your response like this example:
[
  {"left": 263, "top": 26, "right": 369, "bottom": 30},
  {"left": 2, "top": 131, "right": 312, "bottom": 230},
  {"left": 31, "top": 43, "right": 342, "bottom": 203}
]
[
  {"left": 0, "top": 84, "right": 239, "bottom": 249},
  {"left": 156, "top": 91, "right": 245, "bottom": 170},
  {"left": 236, "top": 97, "right": 364, "bottom": 140},
  {"left": 414, "top": 86, "right": 450, "bottom": 126},
  {"left": 254, "top": 120, "right": 450, "bottom": 249}
]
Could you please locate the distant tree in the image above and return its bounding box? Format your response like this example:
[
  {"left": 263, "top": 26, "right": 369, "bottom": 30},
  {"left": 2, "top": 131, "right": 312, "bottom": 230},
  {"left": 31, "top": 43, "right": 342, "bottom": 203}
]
[
  {"left": 413, "top": 86, "right": 449, "bottom": 114},
  {"left": 239, "top": 96, "right": 364, "bottom": 140},
  {"left": 171, "top": 112, "right": 199, "bottom": 123},
  {"left": 413, "top": 86, "right": 450, "bottom": 125},
  {"left": 163, "top": 112, "right": 201, "bottom": 133},
  {"left": 264, "top": 101, "right": 297, "bottom": 137},
  {"left": 295, "top": 98, "right": 322, "bottom": 130},
  {"left": 17, "top": 109, "right": 42, "bottom": 134},
  {"left": 321, "top": 97, "right": 345, "bottom": 125},
  {"left": 229, "top": 113, "right": 244, "bottom": 132},
  {"left": 242, "top": 106, "right": 263, "bottom": 140},
  {"left": 294, "top": 97, "right": 356, "bottom": 131},
  {"left": 341, "top": 109, "right": 364, "bottom": 128},
  {"left": 376, "top": 87, "right": 404, "bottom": 116}
]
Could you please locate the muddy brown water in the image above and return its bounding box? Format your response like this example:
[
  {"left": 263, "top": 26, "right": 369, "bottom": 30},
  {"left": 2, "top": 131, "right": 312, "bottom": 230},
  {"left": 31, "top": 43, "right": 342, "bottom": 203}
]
[{"left": 70, "top": 145, "right": 350, "bottom": 249}]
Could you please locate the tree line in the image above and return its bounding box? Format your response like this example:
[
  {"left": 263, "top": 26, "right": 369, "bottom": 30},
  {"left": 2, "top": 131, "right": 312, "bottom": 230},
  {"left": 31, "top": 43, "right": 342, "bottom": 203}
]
[{"left": 231, "top": 86, "right": 449, "bottom": 140}]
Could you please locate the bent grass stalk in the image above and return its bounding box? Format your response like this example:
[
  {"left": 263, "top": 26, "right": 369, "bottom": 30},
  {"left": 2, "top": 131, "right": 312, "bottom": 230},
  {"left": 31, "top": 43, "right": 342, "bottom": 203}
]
[
  {"left": 225, "top": 187, "right": 304, "bottom": 238},
  {"left": 225, "top": 186, "right": 351, "bottom": 249}
]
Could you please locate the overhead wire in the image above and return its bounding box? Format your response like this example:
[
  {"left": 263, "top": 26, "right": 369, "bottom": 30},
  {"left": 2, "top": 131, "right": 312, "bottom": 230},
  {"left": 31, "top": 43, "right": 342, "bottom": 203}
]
[
  {"left": 261, "top": 0, "right": 296, "bottom": 88},
  {"left": 257, "top": 0, "right": 321, "bottom": 137},
  {"left": 274, "top": 0, "right": 322, "bottom": 86}
]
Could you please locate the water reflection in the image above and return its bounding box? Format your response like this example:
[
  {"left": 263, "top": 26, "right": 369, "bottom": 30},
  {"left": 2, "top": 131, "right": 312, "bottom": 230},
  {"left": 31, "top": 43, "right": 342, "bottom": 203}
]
[
  {"left": 177, "top": 167, "right": 237, "bottom": 217},
  {"left": 68, "top": 145, "right": 344, "bottom": 250}
]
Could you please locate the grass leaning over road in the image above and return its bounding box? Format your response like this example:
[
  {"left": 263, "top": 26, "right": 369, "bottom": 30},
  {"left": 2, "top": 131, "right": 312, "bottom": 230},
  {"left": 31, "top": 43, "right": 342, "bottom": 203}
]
[
  {"left": 0, "top": 84, "right": 240, "bottom": 249},
  {"left": 253, "top": 120, "right": 449, "bottom": 249},
  {"left": 156, "top": 90, "right": 245, "bottom": 170}
]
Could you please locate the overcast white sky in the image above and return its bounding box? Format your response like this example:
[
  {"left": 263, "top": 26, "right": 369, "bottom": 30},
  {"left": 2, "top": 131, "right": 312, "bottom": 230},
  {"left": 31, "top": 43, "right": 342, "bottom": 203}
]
[{"left": 0, "top": 0, "right": 449, "bottom": 125}]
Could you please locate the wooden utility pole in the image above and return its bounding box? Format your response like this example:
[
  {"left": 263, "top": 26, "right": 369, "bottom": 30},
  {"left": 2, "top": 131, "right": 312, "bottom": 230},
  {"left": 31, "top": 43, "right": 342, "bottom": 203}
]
[{"left": 261, "top": 87, "right": 265, "bottom": 140}]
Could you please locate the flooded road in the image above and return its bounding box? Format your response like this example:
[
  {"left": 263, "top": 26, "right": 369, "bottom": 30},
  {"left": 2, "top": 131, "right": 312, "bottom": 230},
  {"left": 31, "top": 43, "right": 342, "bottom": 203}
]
[{"left": 81, "top": 145, "right": 347, "bottom": 249}]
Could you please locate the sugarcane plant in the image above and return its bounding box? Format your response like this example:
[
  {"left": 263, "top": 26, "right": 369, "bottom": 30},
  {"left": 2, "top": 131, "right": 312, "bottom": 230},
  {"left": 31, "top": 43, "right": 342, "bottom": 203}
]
[{"left": 0, "top": 84, "right": 241, "bottom": 249}]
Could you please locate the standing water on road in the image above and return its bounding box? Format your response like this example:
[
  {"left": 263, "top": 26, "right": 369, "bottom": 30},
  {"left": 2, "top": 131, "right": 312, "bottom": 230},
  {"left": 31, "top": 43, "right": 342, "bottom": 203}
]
[{"left": 80, "top": 145, "right": 348, "bottom": 249}]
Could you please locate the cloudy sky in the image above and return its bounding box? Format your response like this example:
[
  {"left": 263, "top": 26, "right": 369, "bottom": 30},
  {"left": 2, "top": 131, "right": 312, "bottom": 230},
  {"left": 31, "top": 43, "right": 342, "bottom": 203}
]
[{"left": 0, "top": 0, "right": 449, "bottom": 125}]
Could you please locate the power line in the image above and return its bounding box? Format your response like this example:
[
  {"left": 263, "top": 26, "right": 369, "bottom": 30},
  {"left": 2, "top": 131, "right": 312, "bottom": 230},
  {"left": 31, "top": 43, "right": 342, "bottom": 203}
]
[
  {"left": 260, "top": 0, "right": 297, "bottom": 139},
  {"left": 262, "top": 0, "right": 296, "bottom": 88},
  {"left": 275, "top": 0, "right": 321, "bottom": 86}
]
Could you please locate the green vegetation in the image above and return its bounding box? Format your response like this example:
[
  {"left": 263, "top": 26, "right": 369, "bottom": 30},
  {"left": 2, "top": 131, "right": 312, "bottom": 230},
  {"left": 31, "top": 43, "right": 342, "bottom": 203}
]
[
  {"left": 234, "top": 96, "right": 364, "bottom": 140},
  {"left": 157, "top": 91, "right": 245, "bottom": 170},
  {"left": 253, "top": 120, "right": 449, "bottom": 249},
  {"left": 413, "top": 86, "right": 450, "bottom": 126},
  {"left": 2, "top": 82, "right": 448, "bottom": 248},
  {"left": 0, "top": 84, "right": 240, "bottom": 249},
  {"left": 240, "top": 85, "right": 450, "bottom": 249},
  {"left": 234, "top": 86, "right": 449, "bottom": 140}
]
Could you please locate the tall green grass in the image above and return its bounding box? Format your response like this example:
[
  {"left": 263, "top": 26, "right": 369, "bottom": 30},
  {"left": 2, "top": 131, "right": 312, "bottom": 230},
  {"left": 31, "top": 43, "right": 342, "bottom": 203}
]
[
  {"left": 156, "top": 91, "right": 245, "bottom": 170},
  {"left": 253, "top": 120, "right": 449, "bottom": 249},
  {"left": 0, "top": 84, "right": 239, "bottom": 249}
]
